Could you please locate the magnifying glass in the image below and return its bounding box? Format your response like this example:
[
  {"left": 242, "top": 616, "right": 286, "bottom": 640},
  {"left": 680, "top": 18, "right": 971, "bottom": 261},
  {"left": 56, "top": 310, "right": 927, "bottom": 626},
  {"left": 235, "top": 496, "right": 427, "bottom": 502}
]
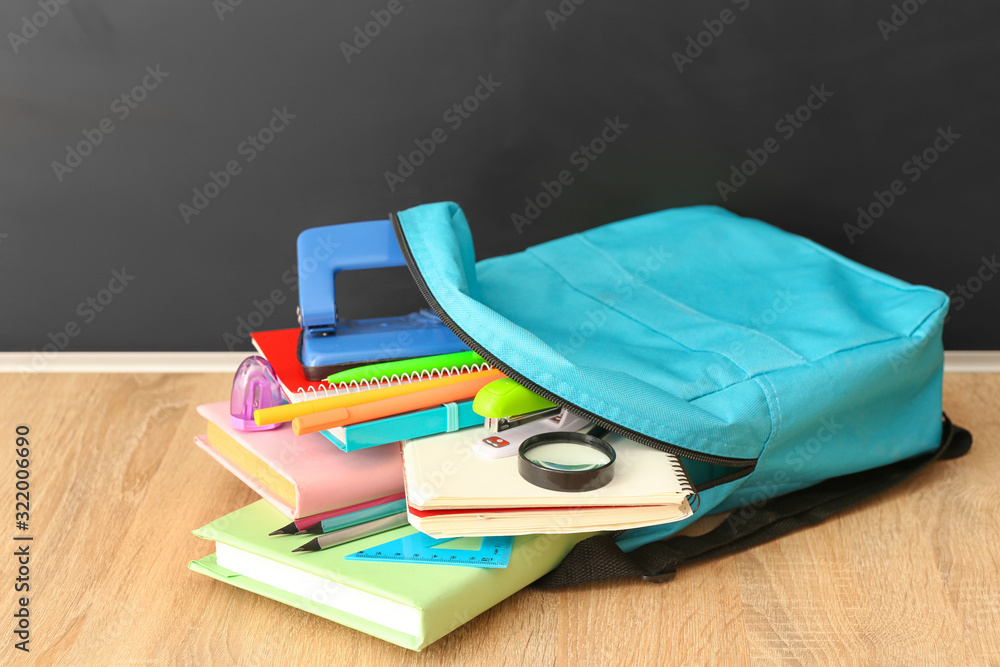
[{"left": 517, "top": 426, "right": 615, "bottom": 492}]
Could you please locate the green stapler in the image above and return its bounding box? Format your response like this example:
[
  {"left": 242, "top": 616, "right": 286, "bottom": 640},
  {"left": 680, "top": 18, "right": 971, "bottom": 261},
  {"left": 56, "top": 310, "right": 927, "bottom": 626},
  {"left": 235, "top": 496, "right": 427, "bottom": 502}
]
[{"left": 472, "top": 378, "right": 560, "bottom": 432}]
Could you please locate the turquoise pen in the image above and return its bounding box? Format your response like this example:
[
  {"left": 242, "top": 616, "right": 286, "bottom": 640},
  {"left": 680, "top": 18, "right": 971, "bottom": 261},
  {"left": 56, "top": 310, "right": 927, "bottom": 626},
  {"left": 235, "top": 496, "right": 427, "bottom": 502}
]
[{"left": 303, "top": 499, "right": 408, "bottom": 535}]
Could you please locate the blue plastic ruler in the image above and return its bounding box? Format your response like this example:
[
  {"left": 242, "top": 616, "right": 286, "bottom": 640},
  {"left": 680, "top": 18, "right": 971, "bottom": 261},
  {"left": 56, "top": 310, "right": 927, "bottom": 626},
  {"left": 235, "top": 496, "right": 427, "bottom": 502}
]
[{"left": 345, "top": 532, "right": 514, "bottom": 568}]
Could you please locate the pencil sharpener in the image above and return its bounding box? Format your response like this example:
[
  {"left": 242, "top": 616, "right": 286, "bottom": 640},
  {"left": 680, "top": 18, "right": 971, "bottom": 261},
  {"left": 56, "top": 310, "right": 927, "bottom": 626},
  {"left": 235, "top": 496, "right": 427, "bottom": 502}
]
[
  {"left": 230, "top": 356, "right": 285, "bottom": 431},
  {"left": 296, "top": 219, "right": 467, "bottom": 381}
]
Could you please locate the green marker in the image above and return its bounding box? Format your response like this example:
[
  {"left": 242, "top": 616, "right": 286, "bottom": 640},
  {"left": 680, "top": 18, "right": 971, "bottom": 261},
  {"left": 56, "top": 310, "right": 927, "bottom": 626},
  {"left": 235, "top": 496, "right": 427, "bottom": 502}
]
[{"left": 326, "top": 350, "right": 488, "bottom": 384}]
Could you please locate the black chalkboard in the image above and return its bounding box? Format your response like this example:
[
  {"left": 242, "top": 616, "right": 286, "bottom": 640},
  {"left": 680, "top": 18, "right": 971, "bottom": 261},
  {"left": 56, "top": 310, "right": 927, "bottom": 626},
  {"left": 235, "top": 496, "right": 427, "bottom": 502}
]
[{"left": 2, "top": 0, "right": 996, "bottom": 352}]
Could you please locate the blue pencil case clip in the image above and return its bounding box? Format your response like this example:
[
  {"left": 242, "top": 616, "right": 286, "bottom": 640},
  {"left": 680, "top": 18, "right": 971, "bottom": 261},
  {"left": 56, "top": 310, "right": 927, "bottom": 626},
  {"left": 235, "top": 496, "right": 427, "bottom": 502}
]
[{"left": 296, "top": 219, "right": 467, "bottom": 381}]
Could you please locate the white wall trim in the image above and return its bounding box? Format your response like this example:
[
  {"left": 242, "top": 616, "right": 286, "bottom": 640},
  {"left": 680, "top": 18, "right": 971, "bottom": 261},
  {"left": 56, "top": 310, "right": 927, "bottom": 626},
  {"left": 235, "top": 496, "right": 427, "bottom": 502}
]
[
  {"left": 0, "top": 352, "right": 249, "bottom": 373},
  {"left": 0, "top": 350, "right": 998, "bottom": 374},
  {"left": 942, "top": 351, "right": 1000, "bottom": 373}
]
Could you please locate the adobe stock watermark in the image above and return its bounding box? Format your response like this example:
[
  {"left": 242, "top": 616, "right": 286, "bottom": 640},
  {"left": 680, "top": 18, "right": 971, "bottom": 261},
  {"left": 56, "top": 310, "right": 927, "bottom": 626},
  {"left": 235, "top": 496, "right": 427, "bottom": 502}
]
[
  {"left": 510, "top": 116, "right": 628, "bottom": 234},
  {"left": 686, "top": 289, "right": 800, "bottom": 398},
  {"left": 222, "top": 288, "right": 292, "bottom": 351},
  {"left": 221, "top": 234, "right": 339, "bottom": 350},
  {"left": 7, "top": 0, "right": 71, "bottom": 54},
  {"left": 877, "top": 0, "right": 930, "bottom": 40},
  {"left": 887, "top": 255, "right": 992, "bottom": 373},
  {"left": 17, "top": 268, "right": 136, "bottom": 373},
  {"left": 120, "top": 402, "right": 184, "bottom": 456},
  {"left": 51, "top": 65, "right": 170, "bottom": 182},
  {"left": 672, "top": 0, "right": 752, "bottom": 73},
  {"left": 340, "top": 0, "right": 414, "bottom": 62},
  {"left": 407, "top": 424, "right": 648, "bottom": 557},
  {"left": 544, "top": 0, "right": 586, "bottom": 31},
  {"left": 946, "top": 254, "right": 999, "bottom": 324},
  {"left": 179, "top": 106, "right": 296, "bottom": 224},
  {"left": 725, "top": 416, "right": 844, "bottom": 530},
  {"left": 212, "top": 0, "right": 245, "bottom": 22},
  {"left": 383, "top": 75, "right": 502, "bottom": 192},
  {"left": 519, "top": 441, "right": 647, "bottom": 568},
  {"left": 716, "top": 84, "right": 834, "bottom": 202},
  {"left": 550, "top": 243, "right": 669, "bottom": 357},
  {"left": 843, "top": 125, "right": 960, "bottom": 244},
  {"left": 406, "top": 440, "right": 473, "bottom": 506}
]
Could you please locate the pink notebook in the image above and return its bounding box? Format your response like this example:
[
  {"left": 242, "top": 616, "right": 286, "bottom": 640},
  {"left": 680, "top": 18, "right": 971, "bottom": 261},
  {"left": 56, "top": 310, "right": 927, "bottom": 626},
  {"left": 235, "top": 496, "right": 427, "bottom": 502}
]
[{"left": 195, "top": 402, "right": 403, "bottom": 519}]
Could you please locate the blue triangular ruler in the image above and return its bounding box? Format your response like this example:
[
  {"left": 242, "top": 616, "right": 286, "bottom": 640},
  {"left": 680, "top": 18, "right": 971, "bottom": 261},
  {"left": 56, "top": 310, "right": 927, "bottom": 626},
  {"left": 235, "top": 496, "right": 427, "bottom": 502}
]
[{"left": 345, "top": 531, "right": 514, "bottom": 568}]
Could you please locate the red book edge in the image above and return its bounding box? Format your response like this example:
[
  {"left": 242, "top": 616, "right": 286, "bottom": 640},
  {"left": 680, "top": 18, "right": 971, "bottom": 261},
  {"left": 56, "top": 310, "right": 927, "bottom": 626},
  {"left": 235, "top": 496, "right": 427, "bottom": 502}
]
[
  {"left": 251, "top": 328, "right": 329, "bottom": 396},
  {"left": 407, "top": 504, "right": 666, "bottom": 517}
]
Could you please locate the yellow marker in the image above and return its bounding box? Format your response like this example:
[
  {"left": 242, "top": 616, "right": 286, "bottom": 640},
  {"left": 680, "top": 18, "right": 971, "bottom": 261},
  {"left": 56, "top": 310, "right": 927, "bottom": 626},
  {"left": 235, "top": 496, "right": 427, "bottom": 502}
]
[{"left": 254, "top": 369, "right": 504, "bottom": 426}]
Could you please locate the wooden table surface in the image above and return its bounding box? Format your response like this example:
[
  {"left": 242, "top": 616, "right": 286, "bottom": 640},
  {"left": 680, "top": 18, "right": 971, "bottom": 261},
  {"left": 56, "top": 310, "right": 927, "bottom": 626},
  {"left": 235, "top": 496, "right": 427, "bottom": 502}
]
[{"left": 2, "top": 372, "right": 997, "bottom": 665}]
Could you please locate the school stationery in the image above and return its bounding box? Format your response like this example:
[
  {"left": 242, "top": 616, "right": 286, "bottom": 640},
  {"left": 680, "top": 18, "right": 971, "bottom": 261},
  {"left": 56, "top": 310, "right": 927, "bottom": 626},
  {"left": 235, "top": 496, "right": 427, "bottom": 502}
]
[
  {"left": 254, "top": 369, "right": 502, "bottom": 427},
  {"left": 268, "top": 492, "right": 407, "bottom": 535},
  {"left": 406, "top": 504, "right": 688, "bottom": 539},
  {"left": 229, "top": 356, "right": 285, "bottom": 431},
  {"left": 517, "top": 426, "right": 616, "bottom": 492},
  {"left": 472, "top": 409, "right": 589, "bottom": 459},
  {"left": 405, "top": 426, "right": 693, "bottom": 509},
  {"left": 327, "top": 350, "right": 489, "bottom": 385},
  {"left": 321, "top": 400, "right": 481, "bottom": 452},
  {"left": 305, "top": 498, "right": 408, "bottom": 534},
  {"left": 292, "top": 373, "right": 501, "bottom": 435},
  {"left": 190, "top": 500, "right": 585, "bottom": 651},
  {"left": 251, "top": 328, "right": 479, "bottom": 405},
  {"left": 392, "top": 202, "right": 970, "bottom": 586},
  {"left": 195, "top": 401, "right": 403, "bottom": 519},
  {"left": 292, "top": 513, "right": 409, "bottom": 552},
  {"left": 345, "top": 533, "right": 514, "bottom": 569},
  {"left": 297, "top": 220, "right": 468, "bottom": 380},
  {"left": 251, "top": 328, "right": 351, "bottom": 403},
  {"left": 473, "top": 378, "right": 558, "bottom": 432},
  {"left": 401, "top": 426, "right": 694, "bottom": 536}
]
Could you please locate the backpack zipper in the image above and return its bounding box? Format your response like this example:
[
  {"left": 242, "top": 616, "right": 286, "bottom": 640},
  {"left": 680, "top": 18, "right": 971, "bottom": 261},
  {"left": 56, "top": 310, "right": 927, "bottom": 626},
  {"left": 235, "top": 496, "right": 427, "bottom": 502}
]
[{"left": 390, "top": 212, "right": 758, "bottom": 470}]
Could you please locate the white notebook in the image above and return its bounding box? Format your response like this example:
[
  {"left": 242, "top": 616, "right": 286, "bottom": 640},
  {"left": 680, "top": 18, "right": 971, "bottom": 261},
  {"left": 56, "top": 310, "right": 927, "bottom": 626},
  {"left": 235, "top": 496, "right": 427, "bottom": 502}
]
[{"left": 402, "top": 426, "right": 696, "bottom": 536}]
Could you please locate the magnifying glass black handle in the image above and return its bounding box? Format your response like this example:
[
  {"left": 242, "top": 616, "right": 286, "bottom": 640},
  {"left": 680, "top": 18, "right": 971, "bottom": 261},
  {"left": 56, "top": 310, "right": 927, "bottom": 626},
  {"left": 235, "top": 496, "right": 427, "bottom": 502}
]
[{"left": 585, "top": 425, "right": 608, "bottom": 439}]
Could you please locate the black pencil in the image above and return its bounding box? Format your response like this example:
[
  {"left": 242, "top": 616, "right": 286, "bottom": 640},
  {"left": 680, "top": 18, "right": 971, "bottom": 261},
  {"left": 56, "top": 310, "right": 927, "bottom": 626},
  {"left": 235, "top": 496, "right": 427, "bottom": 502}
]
[
  {"left": 292, "top": 513, "right": 409, "bottom": 553},
  {"left": 269, "top": 521, "right": 300, "bottom": 536}
]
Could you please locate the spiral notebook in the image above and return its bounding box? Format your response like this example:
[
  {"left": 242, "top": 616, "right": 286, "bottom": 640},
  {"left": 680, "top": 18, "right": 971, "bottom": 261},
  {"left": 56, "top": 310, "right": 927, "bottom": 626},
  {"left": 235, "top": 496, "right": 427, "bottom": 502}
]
[
  {"left": 401, "top": 426, "right": 695, "bottom": 537},
  {"left": 251, "top": 328, "right": 491, "bottom": 404}
]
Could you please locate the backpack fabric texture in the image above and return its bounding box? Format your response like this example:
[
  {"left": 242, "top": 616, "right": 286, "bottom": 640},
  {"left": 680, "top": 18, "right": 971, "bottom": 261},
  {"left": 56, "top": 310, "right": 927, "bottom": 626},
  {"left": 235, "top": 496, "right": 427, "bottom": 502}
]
[{"left": 393, "top": 202, "right": 960, "bottom": 577}]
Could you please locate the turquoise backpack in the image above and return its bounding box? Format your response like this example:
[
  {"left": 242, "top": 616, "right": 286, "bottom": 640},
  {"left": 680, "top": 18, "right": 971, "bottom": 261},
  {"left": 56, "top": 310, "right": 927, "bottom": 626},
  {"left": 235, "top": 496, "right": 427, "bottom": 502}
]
[{"left": 392, "top": 202, "right": 971, "bottom": 585}]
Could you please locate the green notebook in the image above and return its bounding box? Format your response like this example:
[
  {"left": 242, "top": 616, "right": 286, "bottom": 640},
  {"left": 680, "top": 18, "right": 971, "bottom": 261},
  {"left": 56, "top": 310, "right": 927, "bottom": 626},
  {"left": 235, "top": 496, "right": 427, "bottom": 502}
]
[{"left": 189, "top": 500, "right": 585, "bottom": 651}]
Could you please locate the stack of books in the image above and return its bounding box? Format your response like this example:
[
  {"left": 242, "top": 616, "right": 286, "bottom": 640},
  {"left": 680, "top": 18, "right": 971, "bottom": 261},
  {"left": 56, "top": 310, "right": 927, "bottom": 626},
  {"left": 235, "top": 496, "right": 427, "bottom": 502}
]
[
  {"left": 189, "top": 223, "right": 696, "bottom": 651},
  {"left": 189, "top": 331, "right": 594, "bottom": 650}
]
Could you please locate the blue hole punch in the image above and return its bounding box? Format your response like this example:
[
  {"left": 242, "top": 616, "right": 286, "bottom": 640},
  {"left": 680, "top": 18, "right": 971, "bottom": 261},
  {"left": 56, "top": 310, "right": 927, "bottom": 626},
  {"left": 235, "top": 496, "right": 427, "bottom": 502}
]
[{"left": 296, "top": 219, "right": 468, "bottom": 381}]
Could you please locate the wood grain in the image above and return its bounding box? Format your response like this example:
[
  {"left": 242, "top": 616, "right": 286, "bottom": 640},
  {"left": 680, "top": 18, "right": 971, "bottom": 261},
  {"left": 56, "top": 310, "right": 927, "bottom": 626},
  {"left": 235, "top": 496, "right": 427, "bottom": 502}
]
[{"left": 1, "top": 373, "right": 997, "bottom": 665}]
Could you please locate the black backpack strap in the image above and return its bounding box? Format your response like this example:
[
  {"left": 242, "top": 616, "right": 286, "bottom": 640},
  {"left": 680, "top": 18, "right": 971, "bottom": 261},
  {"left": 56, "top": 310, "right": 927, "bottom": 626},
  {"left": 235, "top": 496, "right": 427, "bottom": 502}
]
[{"left": 534, "top": 415, "right": 972, "bottom": 588}]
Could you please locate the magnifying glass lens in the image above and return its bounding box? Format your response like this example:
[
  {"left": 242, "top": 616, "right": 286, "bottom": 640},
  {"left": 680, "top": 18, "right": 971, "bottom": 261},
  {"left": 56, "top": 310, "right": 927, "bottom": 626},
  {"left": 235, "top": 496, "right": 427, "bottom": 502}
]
[
  {"left": 527, "top": 441, "right": 612, "bottom": 471},
  {"left": 518, "top": 432, "right": 616, "bottom": 492}
]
